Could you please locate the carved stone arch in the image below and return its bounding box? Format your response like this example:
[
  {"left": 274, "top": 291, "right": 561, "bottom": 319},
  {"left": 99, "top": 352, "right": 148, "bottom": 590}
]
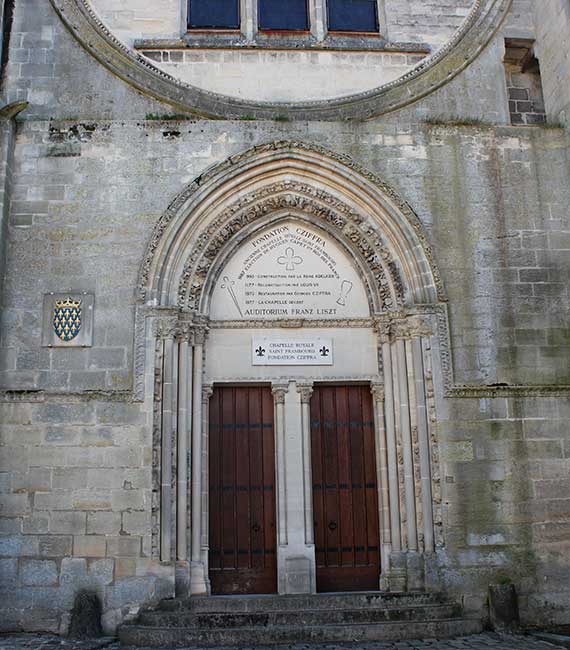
[{"left": 138, "top": 141, "right": 446, "bottom": 310}]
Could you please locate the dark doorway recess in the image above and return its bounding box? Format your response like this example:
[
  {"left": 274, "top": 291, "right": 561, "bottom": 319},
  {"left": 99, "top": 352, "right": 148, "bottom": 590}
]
[
  {"left": 209, "top": 385, "right": 277, "bottom": 595},
  {"left": 311, "top": 384, "right": 380, "bottom": 592}
]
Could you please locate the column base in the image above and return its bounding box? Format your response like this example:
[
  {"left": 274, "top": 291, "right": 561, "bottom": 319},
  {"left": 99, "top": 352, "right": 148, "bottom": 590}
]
[
  {"left": 175, "top": 560, "right": 191, "bottom": 597},
  {"left": 278, "top": 545, "right": 316, "bottom": 595},
  {"left": 189, "top": 561, "right": 209, "bottom": 596},
  {"left": 387, "top": 551, "right": 408, "bottom": 592}
]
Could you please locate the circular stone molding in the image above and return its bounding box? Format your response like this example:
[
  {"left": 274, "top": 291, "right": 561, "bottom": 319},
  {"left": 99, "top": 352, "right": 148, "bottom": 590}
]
[{"left": 49, "top": 0, "right": 512, "bottom": 120}]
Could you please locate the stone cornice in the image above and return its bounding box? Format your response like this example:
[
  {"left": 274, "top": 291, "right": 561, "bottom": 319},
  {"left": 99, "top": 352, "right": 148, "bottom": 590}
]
[{"left": 49, "top": 0, "right": 512, "bottom": 120}]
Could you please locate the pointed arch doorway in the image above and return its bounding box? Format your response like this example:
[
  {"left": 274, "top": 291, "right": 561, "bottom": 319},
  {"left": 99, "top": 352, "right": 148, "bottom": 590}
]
[{"left": 140, "top": 141, "right": 446, "bottom": 598}]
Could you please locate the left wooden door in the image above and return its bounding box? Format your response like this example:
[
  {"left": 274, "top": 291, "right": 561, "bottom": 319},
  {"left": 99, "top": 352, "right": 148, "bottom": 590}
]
[{"left": 208, "top": 385, "right": 277, "bottom": 595}]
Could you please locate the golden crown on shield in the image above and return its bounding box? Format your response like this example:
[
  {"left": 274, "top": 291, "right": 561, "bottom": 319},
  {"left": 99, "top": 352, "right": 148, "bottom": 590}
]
[{"left": 55, "top": 297, "right": 82, "bottom": 310}]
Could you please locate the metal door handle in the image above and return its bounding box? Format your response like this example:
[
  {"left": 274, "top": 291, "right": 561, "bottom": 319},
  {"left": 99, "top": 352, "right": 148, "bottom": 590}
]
[
  {"left": 252, "top": 523, "right": 261, "bottom": 533},
  {"left": 328, "top": 521, "right": 338, "bottom": 531}
]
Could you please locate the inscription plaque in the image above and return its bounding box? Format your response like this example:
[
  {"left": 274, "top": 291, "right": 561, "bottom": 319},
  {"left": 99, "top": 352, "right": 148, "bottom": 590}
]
[
  {"left": 252, "top": 337, "right": 333, "bottom": 366},
  {"left": 210, "top": 221, "right": 369, "bottom": 320}
]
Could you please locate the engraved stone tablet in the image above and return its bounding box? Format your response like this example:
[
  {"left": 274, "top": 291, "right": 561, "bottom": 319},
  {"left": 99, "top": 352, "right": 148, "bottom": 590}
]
[
  {"left": 252, "top": 337, "right": 333, "bottom": 366},
  {"left": 210, "top": 221, "right": 370, "bottom": 320}
]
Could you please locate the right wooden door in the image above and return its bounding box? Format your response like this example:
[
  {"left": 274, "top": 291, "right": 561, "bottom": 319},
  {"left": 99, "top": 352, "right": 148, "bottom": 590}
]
[{"left": 310, "top": 384, "right": 380, "bottom": 592}]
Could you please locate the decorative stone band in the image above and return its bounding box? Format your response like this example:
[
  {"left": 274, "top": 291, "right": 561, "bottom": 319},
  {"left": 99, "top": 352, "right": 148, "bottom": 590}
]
[
  {"left": 48, "top": 0, "right": 512, "bottom": 120},
  {"left": 137, "top": 141, "right": 445, "bottom": 307},
  {"left": 175, "top": 181, "right": 404, "bottom": 313}
]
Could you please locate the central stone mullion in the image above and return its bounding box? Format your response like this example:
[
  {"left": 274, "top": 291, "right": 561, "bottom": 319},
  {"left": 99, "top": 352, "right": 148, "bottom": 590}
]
[{"left": 273, "top": 380, "right": 316, "bottom": 595}]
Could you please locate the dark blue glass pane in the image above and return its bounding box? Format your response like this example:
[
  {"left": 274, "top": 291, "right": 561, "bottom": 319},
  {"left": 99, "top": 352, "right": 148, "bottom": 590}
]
[
  {"left": 259, "top": 0, "right": 309, "bottom": 30},
  {"left": 188, "top": 0, "right": 240, "bottom": 29},
  {"left": 328, "top": 0, "right": 378, "bottom": 32}
]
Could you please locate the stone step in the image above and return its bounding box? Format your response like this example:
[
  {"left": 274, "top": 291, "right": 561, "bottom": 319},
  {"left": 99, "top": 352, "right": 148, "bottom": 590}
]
[
  {"left": 138, "top": 602, "right": 461, "bottom": 628},
  {"left": 158, "top": 591, "right": 446, "bottom": 613},
  {"left": 119, "top": 617, "right": 484, "bottom": 647}
]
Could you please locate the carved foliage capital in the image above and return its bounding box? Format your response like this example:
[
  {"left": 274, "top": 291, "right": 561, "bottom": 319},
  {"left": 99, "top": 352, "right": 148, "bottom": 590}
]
[
  {"left": 272, "top": 383, "right": 289, "bottom": 405},
  {"left": 296, "top": 383, "right": 314, "bottom": 404}
]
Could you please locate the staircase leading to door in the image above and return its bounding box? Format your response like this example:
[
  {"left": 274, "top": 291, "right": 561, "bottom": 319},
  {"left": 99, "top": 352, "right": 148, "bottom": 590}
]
[{"left": 118, "top": 592, "right": 483, "bottom": 647}]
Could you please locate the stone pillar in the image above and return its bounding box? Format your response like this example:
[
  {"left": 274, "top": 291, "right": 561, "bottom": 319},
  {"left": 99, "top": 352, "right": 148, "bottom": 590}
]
[
  {"left": 376, "top": 316, "right": 437, "bottom": 592},
  {"left": 371, "top": 382, "right": 391, "bottom": 590},
  {"left": 200, "top": 383, "right": 214, "bottom": 595},
  {"left": 156, "top": 319, "right": 178, "bottom": 564},
  {"left": 175, "top": 326, "right": 193, "bottom": 595},
  {"left": 273, "top": 381, "right": 316, "bottom": 595},
  {"left": 0, "top": 102, "right": 27, "bottom": 292},
  {"left": 190, "top": 325, "right": 208, "bottom": 596},
  {"left": 297, "top": 383, "right": 314, "bottom": 547},
  {"left": 273, "top": 383, "right": 289, "bottom": 550}
]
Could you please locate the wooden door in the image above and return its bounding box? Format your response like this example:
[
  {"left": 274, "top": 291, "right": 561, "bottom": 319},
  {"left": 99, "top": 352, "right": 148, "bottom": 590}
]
[
  {"left": 209, "top": 385, "right": 277, "bottom": 595},
  {"left": 311, "top": 384, "right": 380, "bottom": 592}
]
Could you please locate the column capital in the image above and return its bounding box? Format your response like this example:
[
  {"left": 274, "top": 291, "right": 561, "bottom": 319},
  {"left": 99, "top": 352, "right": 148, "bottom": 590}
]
[
  {"left": 202, "top": 383, "right": 214, "bottom": 404},
  {"left": 155, "top": 317, "right": 179, "bottom": 340},
  {"left": 370, "top": 382, "right": 385, "bottom": 402},
  {"left": 297, "top": 382, "right": 314, "bottom": 404},
  {"left": 175, "top": 321, "right": 194, "bottom": 344},
  {"left": 192, "top": 321, "right": 209, "bottom": 345},
  {"left": 272, "top": 383, "right": 289, "bottom": 405}
]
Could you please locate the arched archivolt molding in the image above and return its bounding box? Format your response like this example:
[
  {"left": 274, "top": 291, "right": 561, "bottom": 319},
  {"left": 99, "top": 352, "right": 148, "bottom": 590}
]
[
  {"left": 50, "top": 0, "right": 512, "bottom": 120},
  {"left": 138, "top": 141, "right": 446, "bottom": 311}
]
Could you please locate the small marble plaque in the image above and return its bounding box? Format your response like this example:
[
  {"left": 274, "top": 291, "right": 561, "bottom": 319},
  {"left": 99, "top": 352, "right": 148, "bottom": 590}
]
[
  {"left": 42, "top": 292, "right": 94, "bottom": 347},
  {"left": 252, "top": 337, "right": 333, "bottom": 366}
]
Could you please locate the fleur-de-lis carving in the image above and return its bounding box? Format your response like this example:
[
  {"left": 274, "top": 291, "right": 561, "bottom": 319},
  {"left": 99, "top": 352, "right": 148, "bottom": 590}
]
[{"left": 256, "top": 346, "right": 266, "bottom": 357}]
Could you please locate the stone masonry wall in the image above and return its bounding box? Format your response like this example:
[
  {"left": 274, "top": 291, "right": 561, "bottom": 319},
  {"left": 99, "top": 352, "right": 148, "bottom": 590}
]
[
  {"left": 533, "top": 0, "right": 570, "bottom": 127},
  {"left": 1, "top": 0, "right": 570, "bottom": 636}
]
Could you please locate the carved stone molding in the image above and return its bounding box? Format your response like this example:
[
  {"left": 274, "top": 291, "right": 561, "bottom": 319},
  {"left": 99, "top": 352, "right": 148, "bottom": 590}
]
[
  {"left": 49, "top": 0, "right": 512, "bottom": 121},
  {"left": 370, "top": 382, "right": 385, "bottom": 402},
  {"left": 137, "top": 142, "right": 445, "bottom": 304},
  {"left": 154, "top": 317, "right": 180, "bottom": 340},
  {"left": 176, "top": 181, "right": 405, "bottom": 312},
  {"left": 202, "top": 384, "right": 214, "bottom": 404},
  {"left": 272, "top": 383, "right": 289, "bottom": 404},
  {"left": 296, "top": 383, "right": 314, "bottom": 404},
  {"left": 209, "top": 318, "right": 375, "bottom": 330}
]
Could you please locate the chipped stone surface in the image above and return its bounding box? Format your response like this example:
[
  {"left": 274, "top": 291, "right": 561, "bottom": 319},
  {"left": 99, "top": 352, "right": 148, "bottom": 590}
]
[{"left": 1, "top": 0, "right": 570, "bottom": 640}]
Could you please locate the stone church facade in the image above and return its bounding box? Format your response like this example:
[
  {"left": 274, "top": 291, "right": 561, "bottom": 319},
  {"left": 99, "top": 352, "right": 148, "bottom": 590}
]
[{"left": 0, "top": 0, "right": 569, "bottom": 637}]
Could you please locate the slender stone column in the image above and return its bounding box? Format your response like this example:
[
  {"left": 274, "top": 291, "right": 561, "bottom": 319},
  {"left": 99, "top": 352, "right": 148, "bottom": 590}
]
[
  {"left": 381, "top": 338, "right": 401, "bottom": 553},
  {"left": 272, "top": 384, "right": 289, "bottom": 548},
  {"left": 395, "top": 335, "right": 418, "bottom": 552},
  {"left": 297, "top": 383, "right": 314, "bottom": 546},
  {"left": 175, "top": 326, "right": 193, "bottom": 595},
  {"left": 190, "top": 326, "right": 208, "bottom": 595},
  {"left": 371, "top": 382, "right": 391, "bottom": 586},
  {"left": 157, "top": 320, "right": 177, "bottom": 563},
  {"left": 176, "top": 330, "right": 191, "bottom": 563},
  {"left": 412, "top": 336, "right": 435, "bottom": 553},
  {"left": 201, "top": 384, "right": 214, "bottom": 594}
]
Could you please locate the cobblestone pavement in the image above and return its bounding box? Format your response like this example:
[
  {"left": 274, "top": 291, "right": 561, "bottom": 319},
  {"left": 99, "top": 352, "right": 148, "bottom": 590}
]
[{"left": 0, "top": 634, "right": 563, "bottom": 650}]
